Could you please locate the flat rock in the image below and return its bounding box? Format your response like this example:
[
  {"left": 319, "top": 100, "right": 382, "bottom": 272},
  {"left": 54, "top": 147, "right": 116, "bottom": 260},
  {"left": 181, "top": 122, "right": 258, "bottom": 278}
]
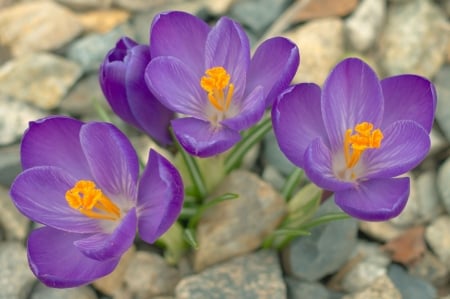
[
  {"left": 194, "top": 170, "right": 286, "bottom": 271},
  {"left": 388, "top": 264, "right": 437, "bottom": 299},
  {"left": 66, "top": 24, "right": 135, "bottom": 73},
  {"left": 30, "top": 283, "right": 97, "bottom": 299},
  {"left": 0, "top": 93, "right": 45, "bottom": 145},
  {"left": 77, "top": 9, "right": 130, "bottom": 33},
  {"left": 56, "top": 0, "right": 112, "bottom": 10},
  {"left": 0, "top": 1, "right": 83, "bottom": 57},
  {"left": 0, "top": 242, "right": 35, "bottom": 299},
  {"left": 282, "top": 199, "right": 358, "bottom": 281},
  {"left": 177, "top": 250, "right": 286, "bottom": 299},
  {"left": 0, "top": 186, "right": 29, "bottom": 242},
  {"left": 345, "top": 0, "right": 386, "bottom": 52},
  {"left": 342, "top": 274, "right": 401, "bottom": 299},
  {"left": 376, "top": 0, "right": 448, "bottom": 78},
  {"left": 294, "top": 0, "right": 358, "bottom": 22},
  {"left": 283, "top": 18, "right": 344, "bottom": 85},
  {"left": 0, "top": 52, "right": 82, "bottom": 110},
  {"left": 425, "top": 215, "right": 450, "bottom": 270},
  {"left": 124, "top": 251, "right": 180, "bottom": 298}
]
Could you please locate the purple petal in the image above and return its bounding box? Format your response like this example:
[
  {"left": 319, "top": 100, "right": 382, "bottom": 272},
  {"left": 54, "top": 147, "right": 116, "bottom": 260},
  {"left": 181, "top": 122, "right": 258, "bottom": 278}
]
[
  {"left": 322, "top": 58, "right": 384, "bottom": 152},
  {"left": 28, "top": 227, "right": 120, "bottom": 288},
  {"left": 246, "top": 37, "right": 300, "bottom": 107},
  {"left": 123, "top": 44, "right": 173, "bottom": 145},
  {"left": 145, "top": 56, "right": 207, "bottom": 119},
  {"left": 204, "top": 16, "right": 250, "bottom": 100},
  {"left": 272, "top": 83, "right": 327, "bottom": 168},
  {"left": 74, "top": 208, "right": 137, "bottom": 261},
  {"left": 363, "top": 120, "right": 430, "bottom": 179},
  {"left": 137, "top": 150, "right": 184, "bottom": 243},
  {"left": 335, "top": 177, "right": 410, "bottom": 221},
  {"left": 304, "top": 138, "right": 354, "bottom": 191},
  {"left": 381, "top": 74, "right": 437, "bottom": 133},
  {"left": 10, "top": 166, "right": 101, "bottom": 233},
  {"left": 80, "top": 122, "right": 138, "bottom": 206},
  {"left": 20, "top": 116, "right": 91, "bottom": 179},
  {"left": 172, "top": 117, "right": 241, "bottom": 157},
  {"left": 150, "top": 11, "right": 209, "bottom": 75},
  {"left": 99, "top": 37, "right": 142, "bottom": 129},
  {"left": 221, "top": 86, "right": 265, "bottom": 131}
]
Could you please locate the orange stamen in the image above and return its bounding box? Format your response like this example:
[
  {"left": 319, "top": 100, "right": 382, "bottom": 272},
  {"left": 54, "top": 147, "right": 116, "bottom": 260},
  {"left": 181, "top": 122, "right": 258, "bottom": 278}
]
[
  {"left": 344, "top": 122, "right": 383, "bottom": 169},
  {"left": 200, "top": 66, "right": 234, "bottom": 112},
  {"left": 66, "top": 180, "right": 120, "bottom": 221}
]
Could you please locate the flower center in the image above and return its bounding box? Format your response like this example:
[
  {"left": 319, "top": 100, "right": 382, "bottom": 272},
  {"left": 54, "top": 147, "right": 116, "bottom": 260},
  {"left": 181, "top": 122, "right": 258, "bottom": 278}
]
[
  {"left": 344, "top": 122, "right": 383, "bottom": 169},
  {"left": 200, "top": 66, "right": 234, "bottom": 112},
  {"left": 65, "top": 180, "right": 121, "bottom": 221}
]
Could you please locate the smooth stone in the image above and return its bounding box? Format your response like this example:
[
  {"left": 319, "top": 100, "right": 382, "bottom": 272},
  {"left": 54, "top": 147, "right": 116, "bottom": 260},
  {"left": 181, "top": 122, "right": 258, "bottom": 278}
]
[
  {"left": 78, "top": 9, "right": 130, "bottom": 33},
  {"left": 60, "top": 73, "right": 109, "bottom": 118},
  {"left": 0, "top": 1, "right": 83, "bottom": 56},
  {"left": 93, "top": 246, "right": 135, "bottom": 296},
  {"left": 194, "top": 170, "right": 286, "bottom": 271},
  {"left": 0, "top": 52, "right": 82, "bottom": 110},
  {"left": 0, "top": 93, "right": 45, "bottom": 145},
  {"left": 113, "top": 0, "right": 179, "bottom": 11},
  {"left": 434, "top": 66, "right": 450, "bottom": 142},
  {"left": 229, "top": 0, "right": 291, "bottom": 35},
  {"left": 425, "top": 215, "right": 450, "bottom": 270},
  {"left": 0, "top": 242, "right": 35, "bottom": 299},
  {"left": 66, "top": 24, "right": 135, "bottom": 73},
  {"left": 341, "top": 241, "right": 391, "bottom": 293},
  {"left": 282, "top": 18, "right": 344, "bottom": 85},
  {"left": 408, "top": 251, "right": 449, "bottom": 287},
  {"left": 286, "top": 278, "right": 330, "bottom": 299},
  {"left": 204, "top": 0, "right": 234, "bottom": 15},
  {"left": 30, "top": 283, "right": 97, "bottom": 299},
  {"left": 177, "top": 250, "right": 286, "bottom": 299},
  {"left": 0, "top": 143, "right": 21, "bottom": 186},
  {"left": 0, "top": 0, "right": 13, "bottom": 8},
  {"left": 262, "top": 164, "right": 285, "bottom": 192},
  {"left": 293, "top": 0, "right": 357, "bottom": 22},
  {"left": 55, "top": 0, "right": 112, "bottom": 10},
  {"left": 377, "top": 0, "right": 447, "bottom": 78},
  {"left": 388, "top": 264, "right": 437, "bottom": 299},
  {"left": 429, "top": 128, "right": 448, "bottom": 156},
  {"left": 0, "top": 186, "right": 29, "bottom": 242},
  {"left": 282, "top": 199, "right": 358, "bottom": 281},
  {"left": 124, "top": 251, "right": 180, "bottom": 298},
  {"left": 391, "top": 171, "right": 442, "bottom": 227},
  {"left": 342, "top": 274, "right": 401, "bottom": 299},
  {"left": 345, "top": 0, "right": 386, "bottom": 52},
  {"left": 437, "top": 156, "right": 450, "bottom": 214},
  {"left": 358, "top": 221, "right": 405, "bottom": 242},
  {"left": 263, "top": 130, "right": 296, "bottom": 176}
]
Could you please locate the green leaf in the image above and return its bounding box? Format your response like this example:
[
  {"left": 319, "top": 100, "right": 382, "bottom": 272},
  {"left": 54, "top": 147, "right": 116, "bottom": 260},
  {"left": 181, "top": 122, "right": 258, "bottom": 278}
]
[
  {"left": 183, "top": 228, "right": 199, "bottom": 249},
  {"left": 156, "top": 221, "right": 188, "bottom": 265},
  {"left": 281, "top": 168, "right": 304, "bottom": 200},
  {"left": 299, "top": 212, "right": 351, "bottom": 231}
]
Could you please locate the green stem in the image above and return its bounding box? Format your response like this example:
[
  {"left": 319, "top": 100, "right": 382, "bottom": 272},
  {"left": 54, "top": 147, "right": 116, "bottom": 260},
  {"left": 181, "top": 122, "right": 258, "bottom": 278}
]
[
  {"left": 224, "top": 116, "right": 272, "bottom": 173},
  {"left": 281, "top": 168, "right": 304, "bottom": 200}
]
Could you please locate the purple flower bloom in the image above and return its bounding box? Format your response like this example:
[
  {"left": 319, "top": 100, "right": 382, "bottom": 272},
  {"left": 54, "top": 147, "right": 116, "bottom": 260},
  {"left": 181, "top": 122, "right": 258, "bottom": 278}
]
[
  {"left": 145, "top": 11, "right": 299, "bottom": 157},
  {"left": 272, "top": 58, "right": 436, "bottom": 221},
  {"left": 10, "top": 116, "right": 183, "bottom": 288},
  {"left": 100, "top": 36, "right": 174, "bottom": 145}
]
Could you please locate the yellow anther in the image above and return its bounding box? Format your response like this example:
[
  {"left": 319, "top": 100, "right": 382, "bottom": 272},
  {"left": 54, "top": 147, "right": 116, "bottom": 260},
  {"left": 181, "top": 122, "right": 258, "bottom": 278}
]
[
  {"left": 344, "top": 122, "right": 383, "bottom": 169},
  {"left": 66, "top": 180, "right": 121, "bottom": 221},
  {"left": 200, "top": 66, "right": 234, "bottom": 112}
]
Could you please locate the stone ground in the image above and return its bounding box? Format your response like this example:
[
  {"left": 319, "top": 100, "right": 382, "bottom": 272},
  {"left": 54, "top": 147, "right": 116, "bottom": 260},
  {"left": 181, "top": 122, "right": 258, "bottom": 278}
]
[{"left": 1, "top": 0, "right": 450, "bottom": 298}]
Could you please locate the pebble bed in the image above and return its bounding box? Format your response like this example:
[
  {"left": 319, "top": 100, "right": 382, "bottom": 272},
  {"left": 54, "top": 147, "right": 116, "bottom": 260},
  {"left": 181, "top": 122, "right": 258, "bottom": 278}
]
[{"left": 0, "top": 0, "right": 450, "bottom": 298}]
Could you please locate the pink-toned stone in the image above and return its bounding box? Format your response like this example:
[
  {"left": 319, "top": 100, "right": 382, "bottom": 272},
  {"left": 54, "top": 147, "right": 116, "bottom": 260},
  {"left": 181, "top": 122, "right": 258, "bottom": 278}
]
[{"left": 294, "top": 0, "right": 358, "bottom": 22}]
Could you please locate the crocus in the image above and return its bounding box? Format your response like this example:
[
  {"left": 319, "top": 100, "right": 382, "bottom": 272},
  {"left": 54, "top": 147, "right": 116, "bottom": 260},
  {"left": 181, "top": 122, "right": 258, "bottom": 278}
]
[
  {"left": 145, "top": 11, "right": 299, "bottom": 157},
  {"left": 10, "top": 116, "right": 183, "bottom": 287},
  {"left": 272, "top": 58, "right": 436, "bottom": 221},
  {"left": 100, "top": 36, "right": 174, "bottom": 145}
]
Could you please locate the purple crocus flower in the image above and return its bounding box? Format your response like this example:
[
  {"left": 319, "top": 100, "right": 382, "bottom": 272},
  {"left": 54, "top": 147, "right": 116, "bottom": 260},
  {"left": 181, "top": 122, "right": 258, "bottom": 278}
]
[
  {"left": 10, "top": 116, "right": 183, "bottom": 287},
  {"left": 145, "top": 11, "right": 299, "bottom": 157},
  {"left": 272, "top": 58, "right": 436, "bottom": 221},
  {"left": 100, "top": 36, "right": 174, "bottom": 145}
]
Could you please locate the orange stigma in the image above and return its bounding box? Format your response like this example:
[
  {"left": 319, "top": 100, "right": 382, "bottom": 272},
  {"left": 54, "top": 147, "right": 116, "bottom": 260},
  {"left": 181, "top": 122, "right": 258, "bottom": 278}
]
[
  {"left": 200, "top": 66, "right": 234, "bottom": 112},
  {"left": 66, "top": 180, "right": 120, "bottom": 221},
  {"left": 344, "top": 122, "right": 383, "bottom": 169}
]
